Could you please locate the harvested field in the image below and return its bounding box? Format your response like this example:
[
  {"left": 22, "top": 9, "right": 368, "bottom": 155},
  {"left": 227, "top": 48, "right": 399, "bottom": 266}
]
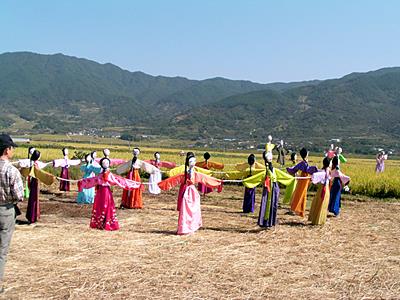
[{"left": 2, "top": 185, "right": 400, "bottom": 299}]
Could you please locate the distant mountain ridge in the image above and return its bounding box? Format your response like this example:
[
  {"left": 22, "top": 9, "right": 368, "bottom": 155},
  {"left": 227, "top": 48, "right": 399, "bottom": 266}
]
[{"left": 1, "top": 51, "right": 399, "bottom": 152}]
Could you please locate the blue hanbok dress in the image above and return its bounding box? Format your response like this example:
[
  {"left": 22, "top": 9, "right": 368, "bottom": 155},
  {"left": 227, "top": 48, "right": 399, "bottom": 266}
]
[
  {"left": 77, "top": 163, "right": 101, "bottom": 204},
  {"left": 328, "top": 168, "right": 350, "bottom": 216}
]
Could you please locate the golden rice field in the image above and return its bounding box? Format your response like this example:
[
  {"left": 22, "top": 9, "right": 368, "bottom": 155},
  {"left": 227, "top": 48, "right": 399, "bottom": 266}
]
[{"left": 13, "top": 137, "right": 400, "bottom": 199}]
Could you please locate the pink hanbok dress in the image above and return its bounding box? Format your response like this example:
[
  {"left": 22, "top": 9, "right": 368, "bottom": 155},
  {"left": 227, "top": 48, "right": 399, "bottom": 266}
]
[
  {"left": 158, "top": 171, "right": 223, "bottom": 235},
  {"left": 95, "top": 158, "right": 126, "bottom": 167},
  {"left": 79, "top": 171, "right": 141, "bottom": 231}
]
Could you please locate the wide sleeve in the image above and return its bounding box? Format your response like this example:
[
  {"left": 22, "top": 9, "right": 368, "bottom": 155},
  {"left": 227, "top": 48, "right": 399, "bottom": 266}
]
[
  {"left": 158, "top": 174, "right": 185, "bottom": 191},
  {"left": 243, "top": 171, "right": 266, "bottom": 188},
  {"left": 310, "top": 171, "right": 327, "bottom": 185},
  {"left": 306, "top": 165, "right": 318, "bottom": 174},
  {"left": 140, "top": 160, "right": 160, "bottom": 174},
  {"left": 275, "top": 168, "right": 295, "bottom": 187},
  {"left": 67, "top": 159, "right": 81, "bottom": 166},
  {"left": 20, "top": 167, "right": 30, "bottom": 178},
  {"left": 17, "top": 159, "right": 30, "bottom": 169},
  {"left": 193, "top": 166, "right": 212, "bottom": 175},
  {"left": 35, "top": 161, "right": 50, "bottom": 169},
  {"left": 208, "top": 161, "right": 224, "bottom": 170},
  {"left": 33, "top": 167, "right": 56, "bottom": 185},
  {"left": 167, "top": 165, "right": 185, "bottom": 177},
  {"left": 213, "top": 170, "right": 240, "bottom": 180},
  {"left": 286, "top": 161, "right": 302, "bottom": 175},
  {"left": 53, "top": 159, "right": 66, "bottom": 168},
  {"left": 107, "top": 172, "right": 142, "bottom": 190},
  {"left": 236, "top": 162, "right": 265, "bottom": 171},
  {"left": 159, "top": 161, "right": 177, "bottom": 169},
  {"left": 275, "top": 168, "right": 296, "bottom": 204},
  {"left": 79, "top": 175, "right": 100, "bottom": 190},
  {"left": 109, "top": 159, "right": 127, "bottom": 167},
  {"left": 254, "top": 162, "right": 265, "bottom": 169},
  {"left": 193, "top": 172, "right": 223, "bottom": 190},
  {"left": 144, "top": 160, "right": 155, "bottom": 166},
  {"left": 338, "top": 170, "right": 350, "bottom": 185},
  {"left": 287, "top": 161, "right": 317, "bottom": 175},
  {"left": 218, "top": 168, "right": 265, "bottom": 180},
  {"left": 235, "top": 162, "right": 250, "bottom": 171},
  {"left": 195, "top": 161, "right": 207, "bottom": 168},
  {"left": 116, "top": 161, "right": 131, "bottom": 175}
]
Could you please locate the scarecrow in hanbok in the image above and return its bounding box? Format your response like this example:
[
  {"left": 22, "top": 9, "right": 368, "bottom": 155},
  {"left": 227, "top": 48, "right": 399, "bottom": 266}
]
[
  {"left": 195, "top": 152, "right": 224, "bottom": 195},
  {"left": 77, "top": 154, "right": 102, "bottom": 204},
  {"left": 328, "top": 156, "right": 350, "bottom": 216},
  {"left": 158, "top": 152, "right": 223, "bottom": 235},
  {"left": 78, "top": 158, "right": 142, "bottom": 231},
  {"left": 116, "top": 148, "right": 160, "bottom": 208},
  {"left": 20, "top": 150, "right": 55, "bottom": 223},
  {"left": 308, "top": 157, "right": 331, "bottom": 225},
  {"left": 144, "top": 152, "right": 176, "bottom": 195},
  {"left": 286, "top": 148, "right": 318, "bottom": 217},
  {"left": 53, "top": 148, "right": 81, "bottom": 191},
  {"left": 243, "top": 151, "right": 295, "bottom": 228}
]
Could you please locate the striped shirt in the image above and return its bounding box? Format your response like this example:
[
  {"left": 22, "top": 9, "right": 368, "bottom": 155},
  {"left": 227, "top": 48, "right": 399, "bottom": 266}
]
[{"left": 0, "top": 159, "right": 24, "bottom": 205}]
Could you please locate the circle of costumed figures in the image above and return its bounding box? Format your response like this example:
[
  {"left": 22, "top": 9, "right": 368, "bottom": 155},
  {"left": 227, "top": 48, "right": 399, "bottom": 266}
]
[{"left": 13, "top": 137, "right": 354, "bottom": 233}]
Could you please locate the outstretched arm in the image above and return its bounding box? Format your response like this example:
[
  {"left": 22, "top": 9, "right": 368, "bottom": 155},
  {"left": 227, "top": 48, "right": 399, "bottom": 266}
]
[
  {"left": 106, "top": 172, "right": 142, "bottom": 190},
  {"left": 158, "top": 174, "right": 185, "bottom": 191},
  {"left": 242, "top": 171, "right": 265, "bottom": 189},
  {"left": 193, "top": 172, "right": 223, "bottom": 191}
]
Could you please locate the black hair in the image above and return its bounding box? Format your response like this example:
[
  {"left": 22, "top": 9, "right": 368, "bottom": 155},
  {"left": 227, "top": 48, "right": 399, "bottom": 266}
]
[
  {"left": 203, "top": 152, "right": 211, "bottom": 161},
  {"left": 85, "top": 154, "right": 92, "bottom": 164},
  {"left": 247, "top": 154, "right": 255, "bottom": 166},
  {"left": 154, "top": 152, "right": 160, "bottom": 160},
  {"left": 30, "top": 150, "right": 41, "bottom": 162},
  {"left": 184, "top": 152, "right": 195, "bottom": 183},
  {"left": 290, "top": 152, "right": 297, "bottom": 163},
  {"left": 62, "top": 148, "right": 68, "bottom": 156},
  {"left": 262, "top": 151, "right": 273, "bottom": 172},
  {"left": 322, "top": 157, "right": 330, "bottom": 169},
  {"left": 131, "top": 155, "right": 137, "bottom": 167},
  {"left": 28, "top": 146, "right": 35, "bottom": 158},
  {"left": 248, "top": 154, "right": 255, "bottom": 175},
  {"left": 300, "top": 148, "right": 308, "bottom": 160},
  {"left": 0, "top": 147, "right": 9, "bottom": 156},
  {"left": 90, "top": 151, "right": 97, "bottom": 160},
  {"left": 332, "top": 156, "right": 339, "bottom": 170}
]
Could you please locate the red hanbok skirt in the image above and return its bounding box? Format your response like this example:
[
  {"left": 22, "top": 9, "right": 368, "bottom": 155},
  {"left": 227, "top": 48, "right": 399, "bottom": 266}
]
[{"left": 90, "top": 185, "right": 119, "bottom": 231}]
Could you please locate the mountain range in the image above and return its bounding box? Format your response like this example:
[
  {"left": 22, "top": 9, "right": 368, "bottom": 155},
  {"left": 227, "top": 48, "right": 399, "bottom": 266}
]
[{"left": 1, "top": 51, "right": 399, "bottom": 153}]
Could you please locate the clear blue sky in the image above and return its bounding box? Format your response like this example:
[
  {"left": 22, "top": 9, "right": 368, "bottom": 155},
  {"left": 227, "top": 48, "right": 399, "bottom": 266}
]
[{"left": 1, "top": 0, "right": 399, "bottom": 83}]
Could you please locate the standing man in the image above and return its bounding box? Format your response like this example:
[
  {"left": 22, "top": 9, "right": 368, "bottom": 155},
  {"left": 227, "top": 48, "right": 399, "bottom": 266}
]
[{"left": 0, "top": 134, "right": 23, "bottom": 293}]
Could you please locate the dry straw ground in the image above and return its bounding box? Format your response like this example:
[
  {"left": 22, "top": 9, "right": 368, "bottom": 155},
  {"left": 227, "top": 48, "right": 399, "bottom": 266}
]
[{"left": 2, "top": 184, "right": 400, "bottom": 299}]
